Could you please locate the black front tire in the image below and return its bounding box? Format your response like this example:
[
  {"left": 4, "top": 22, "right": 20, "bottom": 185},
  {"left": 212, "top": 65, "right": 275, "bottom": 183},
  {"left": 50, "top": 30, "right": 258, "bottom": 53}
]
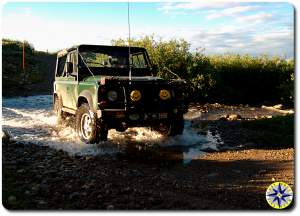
[
  {"left": 154, "top": 114, "right": 184, "bottom": 136},
  {"left": 76, "top": 103, "right": 108, "bottom": 144},
  {"left": 54, "top": 96, "right": 67, "bottom": 124}
]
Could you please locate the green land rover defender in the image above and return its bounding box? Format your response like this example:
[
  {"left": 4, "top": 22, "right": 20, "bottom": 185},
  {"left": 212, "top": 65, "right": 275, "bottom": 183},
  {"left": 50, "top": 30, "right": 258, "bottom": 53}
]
[{"left": 53, "top": 44, "right": 188, "bottom": 143}]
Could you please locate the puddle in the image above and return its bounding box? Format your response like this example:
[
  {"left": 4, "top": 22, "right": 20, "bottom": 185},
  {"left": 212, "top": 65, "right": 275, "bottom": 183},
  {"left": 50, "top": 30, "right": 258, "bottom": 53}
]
[{"left": 2, "top": 95, "right": 224, "bottom": 164}]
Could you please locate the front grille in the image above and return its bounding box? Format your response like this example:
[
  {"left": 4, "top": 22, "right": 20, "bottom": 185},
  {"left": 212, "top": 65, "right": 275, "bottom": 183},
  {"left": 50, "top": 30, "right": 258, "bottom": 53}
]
[
  {"left": 99, "top": 80, "right": 177, "bottom": 112},
  {"left": 125, "top": 84, "right": 172, "bottom": 112}
]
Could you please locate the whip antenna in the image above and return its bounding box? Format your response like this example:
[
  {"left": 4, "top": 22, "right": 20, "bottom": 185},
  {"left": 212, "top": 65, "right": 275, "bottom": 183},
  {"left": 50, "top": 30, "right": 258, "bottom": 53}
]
[{"left": 127, "top": 2, "right": 132, "bottom": 84}]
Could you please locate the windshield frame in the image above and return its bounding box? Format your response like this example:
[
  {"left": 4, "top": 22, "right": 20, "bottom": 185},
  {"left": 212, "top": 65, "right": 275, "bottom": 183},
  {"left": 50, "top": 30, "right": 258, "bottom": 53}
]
[{"left": 77, "top": 45, "right": 152, "bottom": 78}]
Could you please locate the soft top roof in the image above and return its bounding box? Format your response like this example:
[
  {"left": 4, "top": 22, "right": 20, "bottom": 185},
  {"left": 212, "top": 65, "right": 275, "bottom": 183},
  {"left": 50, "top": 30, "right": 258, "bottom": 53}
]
[{"left": 57, "top": 44, "right": 146, "bottom": 57}]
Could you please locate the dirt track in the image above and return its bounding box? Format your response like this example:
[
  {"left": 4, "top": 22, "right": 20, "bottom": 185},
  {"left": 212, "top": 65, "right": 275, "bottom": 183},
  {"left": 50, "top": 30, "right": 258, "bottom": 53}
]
[{"left": 2, "top": 102, "right": 295, "bottom": 210}]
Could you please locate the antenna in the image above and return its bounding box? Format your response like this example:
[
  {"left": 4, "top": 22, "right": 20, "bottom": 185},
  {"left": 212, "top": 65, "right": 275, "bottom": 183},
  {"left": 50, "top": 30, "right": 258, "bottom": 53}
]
[
  {"left": 22, "top": 40, "right": 25, "bottom": 72},
  {"left": 22, "top": 40, "right": 27, "bottom": 93},
  {"left": 127, "top": 2, "right": 132, "bottom": 84}
]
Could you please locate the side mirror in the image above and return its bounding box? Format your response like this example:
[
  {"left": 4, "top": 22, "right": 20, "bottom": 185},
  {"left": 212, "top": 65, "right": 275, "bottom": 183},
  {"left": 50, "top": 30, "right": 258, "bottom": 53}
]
[
  {"left": 151, "top": 65, "right": 158, "bottom": 76},
  {"left": 65, "top": 62, "right": 73, "bottom": 74}
]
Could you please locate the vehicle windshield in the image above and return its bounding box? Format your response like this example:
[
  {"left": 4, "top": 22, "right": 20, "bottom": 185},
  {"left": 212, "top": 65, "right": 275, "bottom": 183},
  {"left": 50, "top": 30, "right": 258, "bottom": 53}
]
[{"left": 80, "top": 50, "right": 149, "bottom": 69}]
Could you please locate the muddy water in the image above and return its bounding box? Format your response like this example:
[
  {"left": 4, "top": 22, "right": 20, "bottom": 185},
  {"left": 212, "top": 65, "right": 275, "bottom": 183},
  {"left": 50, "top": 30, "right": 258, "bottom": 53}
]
[{"left": 2, "top": 95, "right": 225, "bottom": 164}]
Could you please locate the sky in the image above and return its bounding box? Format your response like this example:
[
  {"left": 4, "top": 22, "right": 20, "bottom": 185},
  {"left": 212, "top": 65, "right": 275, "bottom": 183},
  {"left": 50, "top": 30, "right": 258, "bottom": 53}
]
[{"left": 1, "top": 1, "right": 294, "bottom": 57}]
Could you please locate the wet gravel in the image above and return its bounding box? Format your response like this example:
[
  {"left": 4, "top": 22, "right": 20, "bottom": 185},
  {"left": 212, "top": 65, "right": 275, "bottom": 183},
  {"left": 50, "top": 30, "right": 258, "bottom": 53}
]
[{"left": 2, "top": 103, "right": 295, "bottom": 210}]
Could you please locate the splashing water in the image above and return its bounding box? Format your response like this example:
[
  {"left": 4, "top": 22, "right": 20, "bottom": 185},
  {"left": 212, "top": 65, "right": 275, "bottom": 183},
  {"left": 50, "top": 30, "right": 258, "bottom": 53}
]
[{"left": 2, "top": 95, "right": 217, "bottom": 161}]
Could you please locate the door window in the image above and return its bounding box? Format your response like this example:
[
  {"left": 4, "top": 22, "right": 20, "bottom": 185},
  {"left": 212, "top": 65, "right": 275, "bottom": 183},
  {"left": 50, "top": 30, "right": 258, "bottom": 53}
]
[{"left": 56, "top": 55, "right": 67, "bottom": 77}]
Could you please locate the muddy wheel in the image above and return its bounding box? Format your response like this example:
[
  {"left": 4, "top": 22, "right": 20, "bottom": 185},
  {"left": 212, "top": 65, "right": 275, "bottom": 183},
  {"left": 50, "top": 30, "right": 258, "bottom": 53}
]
[
  {"left": 76, "top": 103, "right": 107, "bottom": 144},
  {"left": 154, "top": 114, "right": 184, "bottom": 136},
  {"left": 54, "top": 96, "right": 66, "bottom": 124}
]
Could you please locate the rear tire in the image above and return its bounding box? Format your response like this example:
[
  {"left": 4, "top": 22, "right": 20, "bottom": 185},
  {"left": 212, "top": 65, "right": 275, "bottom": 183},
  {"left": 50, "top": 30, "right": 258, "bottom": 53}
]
[
  {"left": 154, "top": 114, "right": 184, "bottom": 136},
  {"left": 54, "top": 96, "right": 67, "bottom": 124},
  {"left": 76, "top": 103, "right": 108, "bottom": 144}
]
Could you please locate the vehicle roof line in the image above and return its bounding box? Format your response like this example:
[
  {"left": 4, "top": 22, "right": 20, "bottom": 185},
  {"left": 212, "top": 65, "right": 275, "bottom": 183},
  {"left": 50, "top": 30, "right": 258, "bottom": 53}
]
[{"left": 57, "top": 44, "right": 146, "bottom": 57}]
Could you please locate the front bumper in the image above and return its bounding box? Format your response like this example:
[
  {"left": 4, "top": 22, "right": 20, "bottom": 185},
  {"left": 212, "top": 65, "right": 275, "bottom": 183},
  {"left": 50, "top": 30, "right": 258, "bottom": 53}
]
[{"left": 98, "top": 108, "right": 182, "bottom": 128}]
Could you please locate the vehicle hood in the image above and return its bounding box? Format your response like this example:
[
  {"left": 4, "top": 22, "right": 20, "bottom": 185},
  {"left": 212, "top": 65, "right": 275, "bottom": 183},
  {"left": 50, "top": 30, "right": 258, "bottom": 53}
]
[{"left": 83, "top": 75, "right": 164, "bottom": 83}]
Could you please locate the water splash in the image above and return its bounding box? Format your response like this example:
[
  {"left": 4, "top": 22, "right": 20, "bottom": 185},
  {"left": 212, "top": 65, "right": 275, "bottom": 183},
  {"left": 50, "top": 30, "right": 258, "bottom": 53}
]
[{"left": 2, "top": 95, "right": 222, "bottom": 162}]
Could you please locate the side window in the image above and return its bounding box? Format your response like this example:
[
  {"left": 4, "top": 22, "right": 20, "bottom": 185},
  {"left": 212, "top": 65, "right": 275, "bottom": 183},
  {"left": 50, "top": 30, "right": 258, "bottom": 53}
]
[
  {"left": 62, "top": 53, "right": 72, "bottom": 77},
  {"left": 70, "top": 52, "right": 78, "bottom": 74},
  {"left": 131, "top": 53, "right": 147, "bottom": 68},
  {"left": 56, "top": 55, "right": 67, "bottom": 77}
]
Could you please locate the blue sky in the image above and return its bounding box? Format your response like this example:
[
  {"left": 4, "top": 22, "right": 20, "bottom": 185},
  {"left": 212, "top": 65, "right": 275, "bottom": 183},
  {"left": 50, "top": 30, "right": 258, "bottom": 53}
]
[{"left": 2, "top": 2, "right": 294, "bottom": 57}]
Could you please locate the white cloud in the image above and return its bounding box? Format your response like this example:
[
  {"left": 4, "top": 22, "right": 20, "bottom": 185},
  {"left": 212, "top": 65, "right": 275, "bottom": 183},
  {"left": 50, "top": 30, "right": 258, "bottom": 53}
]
[
  {"left": 189, "top": 25, "right": 293, "bottom": 57},
  {"left": 206, "top": 5, "right": 259, "bottom": 20},
  {"left": 158, "top": 2, "right": 237, "bottom": 14},
  {"left": 236, "top": 13, "right": 273, "bottom": 24},
  {"left": 253, "top": 30, "right": 293, "bottom": 42}
]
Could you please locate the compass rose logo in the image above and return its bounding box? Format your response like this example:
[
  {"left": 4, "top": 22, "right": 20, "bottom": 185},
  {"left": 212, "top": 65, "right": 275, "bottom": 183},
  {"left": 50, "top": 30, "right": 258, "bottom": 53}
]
[{"left": 266, "top": 182, "right": 293, "bottom": 209}]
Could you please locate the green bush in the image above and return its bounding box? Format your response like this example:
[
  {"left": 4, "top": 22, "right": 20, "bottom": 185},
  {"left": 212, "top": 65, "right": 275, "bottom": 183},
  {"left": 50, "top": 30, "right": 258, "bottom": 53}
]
[
  {"left": 2, "top": 39, "right": 37, "bottom": 86},
  {"left": 2, "top": 39, "right": 56, "bottom": 96},
  {"left": 3, "top": 37, "right": 294, "bottom": 104},
  {"left": 112, "top": 36, "right": 294, "bottom": 105}
]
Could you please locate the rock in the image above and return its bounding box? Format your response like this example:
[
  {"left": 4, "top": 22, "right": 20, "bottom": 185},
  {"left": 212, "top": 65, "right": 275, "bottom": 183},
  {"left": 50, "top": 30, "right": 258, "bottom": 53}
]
[
  {"left": 228, "top": 114, "right": 242, "bottom": 121},
  {"left": 107, "top": 204, "right": 114, "bottom": 210},
  {"left": 273, "top": 104, "right": 283, "bottom": 109},
  {"left": 219, "top": 114, "right": 229, "bottom": 121},
  {"left": 38, "top": 200, "right": 47, "bottom": 206},
  {"left": 17, "top": 169, "right": 25, "bottom": 174},
  {"left": 2, "top": 130, "right": 11, "bottom": 143},
  {"left": 31, "top": 184, "right": 39, "bottom": 191},
  {"left": 204, "top": 172, "right": 219, "bottom": 178},
  {"left": 232, "top": 169, "right": 241, "bottom": 174},
  {"left": 8, "top": 196, "right": 16, "bottom": 204},
  {"left": 258, "top": 170, "right": 267, "bottom": 175},
  {"left": 69, "top": 192, "right": 81, "bottom": 199},
  {"left": 40, "top": 181, "right": 49, "bottom": 191},
  {"left": 213, "top": 103, "right": 222, "bottom": 108}
]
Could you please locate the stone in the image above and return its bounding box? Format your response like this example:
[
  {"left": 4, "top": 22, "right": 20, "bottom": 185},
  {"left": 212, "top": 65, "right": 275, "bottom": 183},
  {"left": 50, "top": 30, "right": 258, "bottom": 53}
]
[
  {"left": 2, "top": 130, "right": 11, "bottom": 143},
  {"left": 107, "top": 204, "right": 114, "bottom": 210},
  {"left": 228, "top": 114, "right": 242, "bottom": 120},
  {"left": 273, "top": 104, "right": 283, "bottom": 110},
  {"left": 204, "top": 172, "right": 219, "bottom": 178},
  {"left": 8, "top": 196, "right": 16, "bottom": 203},
  {"left": 17, "top": 169, "right": 25, "bottom": 174},
  {"left": 219, "top": 114, "right": 229, "bottom": 121}
]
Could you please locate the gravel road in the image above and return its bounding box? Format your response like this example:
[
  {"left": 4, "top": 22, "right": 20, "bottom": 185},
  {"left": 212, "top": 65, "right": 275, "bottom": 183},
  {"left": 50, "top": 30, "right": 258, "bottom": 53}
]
[{"left": 2, "top": 96, "right": 295, "bottom": 210}]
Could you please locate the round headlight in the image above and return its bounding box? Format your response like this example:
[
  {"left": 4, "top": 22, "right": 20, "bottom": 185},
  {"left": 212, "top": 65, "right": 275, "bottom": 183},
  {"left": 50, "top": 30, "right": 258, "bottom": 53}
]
[
  {"left": 130, "top": 90, "right": 142, "bottom": 102},
  {"left": 107, "top": 90, "right": 118, "bottom": 101},
  {"left": 159, "top": 89, "right": 171, "bottom": 100}
]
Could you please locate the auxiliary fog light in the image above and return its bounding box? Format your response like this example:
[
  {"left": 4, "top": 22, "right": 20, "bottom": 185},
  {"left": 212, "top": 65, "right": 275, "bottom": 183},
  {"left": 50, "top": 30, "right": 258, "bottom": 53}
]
[
  {"left": 107, "top": 90, "right": 118, "bottom": 102},
  {"left": 130, "top": 90, "right": 142, "bottom": 102},
  {"left": 173, "top": 108, "right": 178, "bottom": 114},
  {"left": 159, "top": 89, "right": 171, "bottom": 100}
]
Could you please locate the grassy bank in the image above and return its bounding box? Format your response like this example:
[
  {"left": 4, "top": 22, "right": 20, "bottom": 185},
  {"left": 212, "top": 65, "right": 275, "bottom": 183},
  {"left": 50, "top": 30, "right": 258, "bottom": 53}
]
[
  {"left": 2, "top": 37, "right": 294, "bottom": 105},
  {"left": 2, "top": 39, "right": 56, "bottom": 96}
]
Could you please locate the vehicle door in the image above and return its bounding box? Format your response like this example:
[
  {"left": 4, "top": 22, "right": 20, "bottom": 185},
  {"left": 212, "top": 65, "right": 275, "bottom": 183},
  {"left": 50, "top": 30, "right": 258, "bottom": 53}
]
[
  {"left": 55, "top": 54, "right": 68, "bottom": 107},
  {"left": 64, "top": 51, "right": 78, "bottom": 110}
]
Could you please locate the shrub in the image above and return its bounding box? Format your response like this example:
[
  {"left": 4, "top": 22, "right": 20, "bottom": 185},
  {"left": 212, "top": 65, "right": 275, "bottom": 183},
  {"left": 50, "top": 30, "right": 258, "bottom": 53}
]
[{"left": 112, "top": 36, "right": 294, "bottom": 105}]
